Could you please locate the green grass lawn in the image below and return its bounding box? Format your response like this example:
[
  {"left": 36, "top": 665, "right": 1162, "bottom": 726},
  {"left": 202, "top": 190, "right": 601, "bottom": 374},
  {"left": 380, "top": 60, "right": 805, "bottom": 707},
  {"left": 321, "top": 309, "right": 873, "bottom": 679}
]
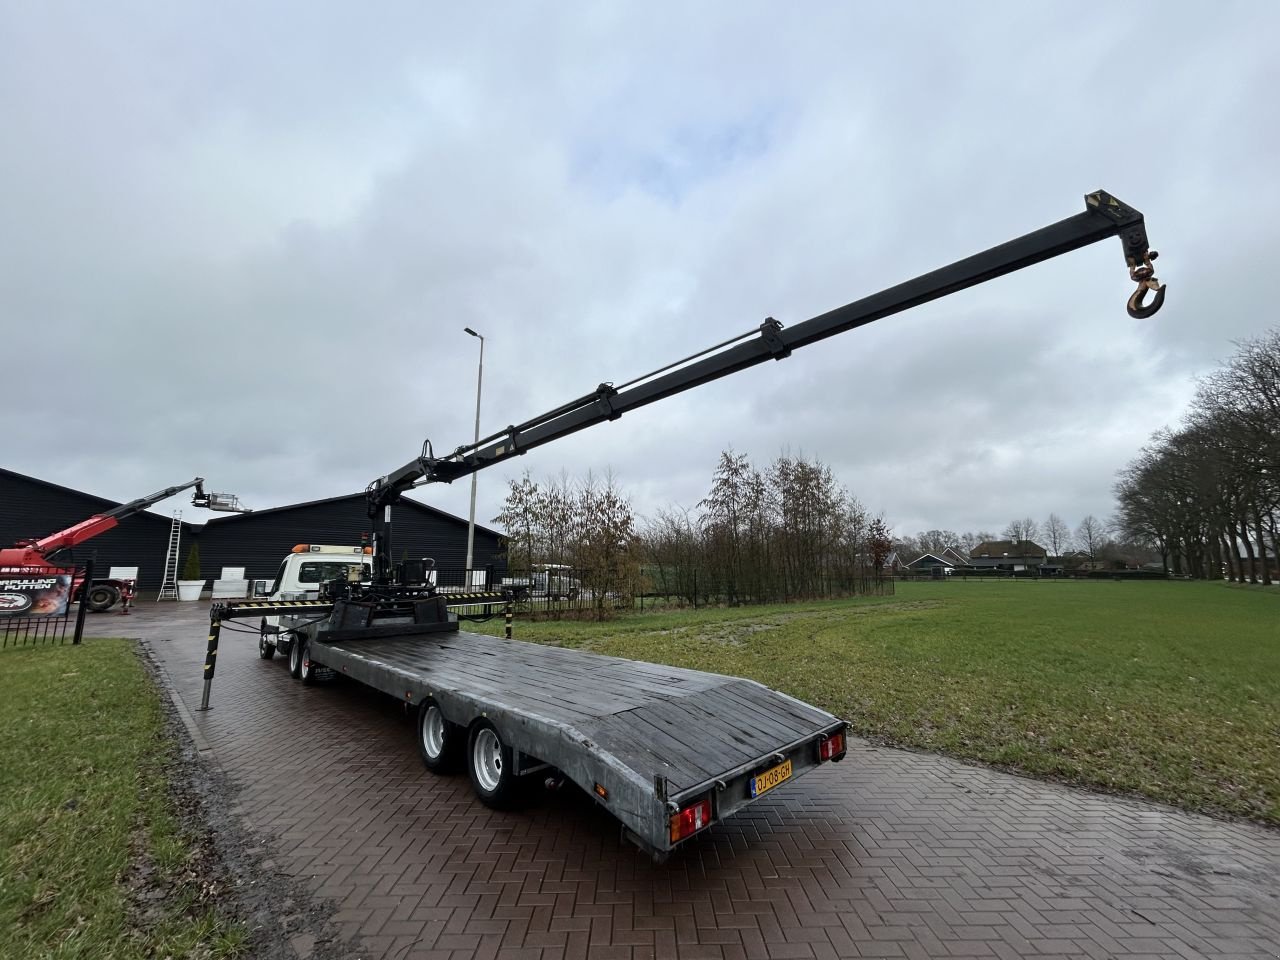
[
  {"left": 0, "top": 639, "right": 246, "bottom": 959},
  {"left": 476, "top": 580, "right": 1280, "bottom": 824}
]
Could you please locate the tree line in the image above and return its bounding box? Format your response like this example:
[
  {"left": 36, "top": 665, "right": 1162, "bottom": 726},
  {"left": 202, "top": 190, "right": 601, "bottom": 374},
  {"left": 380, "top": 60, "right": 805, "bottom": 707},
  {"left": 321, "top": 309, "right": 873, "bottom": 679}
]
[
  {"left": 896, "top": 513, "right": 1149, "bottom": 568},
  {"left": 492, "top": 470, "right": 638, "bottom": 614},
  {"left": 493, "top": 450, "right": 893, "bottom": 613},
  {"left": 1113, "top": 329, "right": 1278, "bottom": 583},
  {"left": 645, "top": 451, "right": 891, "bottom": 605}
]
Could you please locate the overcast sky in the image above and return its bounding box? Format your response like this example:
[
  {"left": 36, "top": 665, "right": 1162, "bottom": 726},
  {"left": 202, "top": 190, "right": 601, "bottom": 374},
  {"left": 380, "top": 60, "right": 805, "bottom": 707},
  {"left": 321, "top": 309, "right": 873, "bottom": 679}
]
[{"left": 4, "top": 2, "right": 1277, "bottom": 543}]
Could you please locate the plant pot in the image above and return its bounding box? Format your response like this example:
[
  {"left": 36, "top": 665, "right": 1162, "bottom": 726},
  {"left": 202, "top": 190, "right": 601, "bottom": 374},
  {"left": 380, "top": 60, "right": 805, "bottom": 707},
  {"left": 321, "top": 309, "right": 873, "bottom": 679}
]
[{"left": 177, "top": 580, "right": 205, "bottom": 601}]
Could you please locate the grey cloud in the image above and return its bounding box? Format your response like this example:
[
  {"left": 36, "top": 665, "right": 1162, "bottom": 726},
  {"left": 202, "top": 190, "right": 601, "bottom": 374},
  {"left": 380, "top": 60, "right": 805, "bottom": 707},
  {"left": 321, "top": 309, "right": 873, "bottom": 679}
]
[{"left": 2, "top": 2, "right": 1276, "bottom": 540}]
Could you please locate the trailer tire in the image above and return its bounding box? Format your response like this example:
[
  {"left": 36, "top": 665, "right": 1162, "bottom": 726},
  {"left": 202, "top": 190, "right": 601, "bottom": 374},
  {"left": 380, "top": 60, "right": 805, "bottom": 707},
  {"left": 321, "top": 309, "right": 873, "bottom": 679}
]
[
  {"left": 417, "top": 699, "right": 463, "bottom": 773},
  {"left": 85, "top": 584, "right": 119, "bottom": 613},
  {"left": 288, "top": 634, "right": 304, "bottom": 679},
  {"left": 258, "top": 618, "right": 275, "bottom": 660},
  {"left": 299, "top": 640, "right": 319, "bottom": 686},
  {"left": 467, "top": 720, "right": 527, "bottom": 809}
]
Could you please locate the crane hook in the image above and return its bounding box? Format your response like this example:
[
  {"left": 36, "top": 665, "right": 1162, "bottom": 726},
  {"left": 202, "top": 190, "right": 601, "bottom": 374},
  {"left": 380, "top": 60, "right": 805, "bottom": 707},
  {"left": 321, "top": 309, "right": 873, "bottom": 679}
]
[
  {"left": 1127, "top": 277, "right": 1166, "bottom": 319},
  {"left": 1126, "top": 251, "right": 1166, "bottom": 319}
]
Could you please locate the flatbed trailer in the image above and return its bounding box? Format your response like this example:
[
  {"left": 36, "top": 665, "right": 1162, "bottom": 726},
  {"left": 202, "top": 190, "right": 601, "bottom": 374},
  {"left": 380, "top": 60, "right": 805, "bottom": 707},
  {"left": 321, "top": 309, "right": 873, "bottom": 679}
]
[
  {"left": 199, "top": 190, "right": 1166, "bottom": 860},
  {"left": 307, "top": 625, "right": 846, "bottom": 859}
]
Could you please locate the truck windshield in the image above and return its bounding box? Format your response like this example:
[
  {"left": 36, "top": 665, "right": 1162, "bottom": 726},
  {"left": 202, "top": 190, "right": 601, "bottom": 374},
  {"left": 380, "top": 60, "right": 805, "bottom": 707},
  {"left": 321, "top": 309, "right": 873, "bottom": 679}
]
[{"left": 298, "top": 561, "right": 371, "bottom": 584}]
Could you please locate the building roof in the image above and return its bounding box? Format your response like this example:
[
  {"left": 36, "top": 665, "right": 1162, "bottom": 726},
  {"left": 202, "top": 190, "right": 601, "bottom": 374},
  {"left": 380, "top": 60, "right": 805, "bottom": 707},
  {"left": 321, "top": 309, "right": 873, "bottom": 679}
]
[
  {"left": 1, "top": 467, "right": 504, "bottom": 538},
  {"left": 199, "top": 490, "right": 504, "bottom": 538},
  {"left": 907, "top": 553, "right": 950, "bottom": 568},
  {"left": 0, "top": 465, "right": 175, "bottom": 521},
  {"left": 970, "top": 539, "right": 1048, "bottom": 558}
]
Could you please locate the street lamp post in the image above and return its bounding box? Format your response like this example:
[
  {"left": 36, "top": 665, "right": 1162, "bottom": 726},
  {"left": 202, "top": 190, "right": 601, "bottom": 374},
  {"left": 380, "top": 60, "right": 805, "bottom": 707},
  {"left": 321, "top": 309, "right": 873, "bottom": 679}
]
[{"left": 463, "top": 327, "right": 484, "bottom": 586}]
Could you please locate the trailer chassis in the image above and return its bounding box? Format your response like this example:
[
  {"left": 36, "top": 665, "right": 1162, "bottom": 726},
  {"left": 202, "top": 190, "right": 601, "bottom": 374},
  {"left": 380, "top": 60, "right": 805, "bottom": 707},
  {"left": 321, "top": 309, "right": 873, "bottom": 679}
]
[{"left": 202, "top": 595, "right": 849, "bottom": 860}]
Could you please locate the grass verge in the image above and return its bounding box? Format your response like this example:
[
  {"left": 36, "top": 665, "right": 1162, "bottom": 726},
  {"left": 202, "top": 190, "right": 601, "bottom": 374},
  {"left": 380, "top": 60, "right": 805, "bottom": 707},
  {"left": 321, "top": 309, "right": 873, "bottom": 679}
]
[
  {"left": 474, "top": 580, "right": 1280, "bottom": 824},
  {"left": 0, "top": 639, "right": 246, "bottom": 959}
]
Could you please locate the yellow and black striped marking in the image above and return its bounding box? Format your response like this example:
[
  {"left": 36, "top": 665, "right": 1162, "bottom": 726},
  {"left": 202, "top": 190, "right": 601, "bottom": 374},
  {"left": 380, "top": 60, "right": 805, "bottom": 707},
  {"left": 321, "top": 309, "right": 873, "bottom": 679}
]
[
  {"left": 225, "top": 599, "right": 334, "bottom": 610},
  {"left": 441, "top": 592, "right": 508, "bottom": 604}
]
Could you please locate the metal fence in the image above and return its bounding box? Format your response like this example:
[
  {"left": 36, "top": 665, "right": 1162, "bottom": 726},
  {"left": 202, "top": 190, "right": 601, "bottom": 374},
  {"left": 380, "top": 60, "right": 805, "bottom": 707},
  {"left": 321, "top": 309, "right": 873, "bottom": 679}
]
[
  {"left": 636, "top": 572, "right": 895, "bottom": 610},
  {"left": 442, "top": 565, "right": 605, "bottom": 616},
  {"left": 0, "top": 561, "right": 90, "bottom": 648},
  {"left": 439, "top": 565, "right": 896, "bottom": 618},
  {"left": 894, "top": 568, "right": 1174, "bottom": 582}
]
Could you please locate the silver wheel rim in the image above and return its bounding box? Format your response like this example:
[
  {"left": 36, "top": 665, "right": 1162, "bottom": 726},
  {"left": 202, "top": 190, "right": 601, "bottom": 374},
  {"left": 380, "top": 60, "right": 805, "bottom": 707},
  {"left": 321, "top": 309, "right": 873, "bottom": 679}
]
[
  {"left": 300, "top": 646, "right": 311, "bottom": 677},
  {"left": 422, "top": 706, "right": 445, "bottom": 758},
  {"left": 472, "top": 728, "right": 503, "bottom": 792},
  {"left": 290, "top": 640, "right": 300, "bottom": 671}
]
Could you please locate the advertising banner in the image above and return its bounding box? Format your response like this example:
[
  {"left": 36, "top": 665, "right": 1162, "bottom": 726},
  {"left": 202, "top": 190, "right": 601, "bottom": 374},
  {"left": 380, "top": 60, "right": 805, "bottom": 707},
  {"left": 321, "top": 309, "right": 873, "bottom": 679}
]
[{"left": 0, "top": 574, "right": 73, "bottom": 618}]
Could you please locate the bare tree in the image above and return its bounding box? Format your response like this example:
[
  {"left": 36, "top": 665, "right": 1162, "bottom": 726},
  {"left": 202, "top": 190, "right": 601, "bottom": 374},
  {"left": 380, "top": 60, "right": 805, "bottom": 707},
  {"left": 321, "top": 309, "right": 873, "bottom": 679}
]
[
  {"left": 915, "top": 530, "right": 960, "bottom": 555},
  {"left": 1043, "top": 513, "right": 1070, "bottom": 557},
  {"left": 1075, "top": 515, "right": 1105, "bottom": 563},
  {"left": 699, "top": 450, "right": 752, "bottom": 604},
  {"left": 1003, "top": 517, "right": 1041, "bottom": 543},
  {"left": 492, "top": 471, "right": 540, "bottom": 572},
  {"left": 959, "top": 530, "right": 997, "bottom": 553},
  {"left": 641, "top": 506, "right": 699, "bottom": 603},
  {"left": 868, "top": 517, "right": 893, "bottom": 575},
  {"left": 572, "top": 470, "right": 640, "bottom": 617}
]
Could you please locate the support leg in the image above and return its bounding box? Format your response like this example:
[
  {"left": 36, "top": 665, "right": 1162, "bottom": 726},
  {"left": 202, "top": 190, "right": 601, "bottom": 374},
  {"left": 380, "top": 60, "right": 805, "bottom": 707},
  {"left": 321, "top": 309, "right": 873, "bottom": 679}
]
[{"left": 198, "top": 617, "right": 222, "bottom": 711}]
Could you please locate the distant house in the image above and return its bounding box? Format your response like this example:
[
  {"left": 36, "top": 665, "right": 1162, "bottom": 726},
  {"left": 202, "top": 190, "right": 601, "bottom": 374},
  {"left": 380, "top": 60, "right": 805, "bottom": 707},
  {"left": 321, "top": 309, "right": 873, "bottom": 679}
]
[
  {"left": 1062, "top": 549, "right": 1103, "bottom": 572},
  {"left": 906, "top": 553, "right": 951, "bottom": 572},
  {"left": 968, "top": 540, "right": 1048, "bottom": 572},
  {"left": 942, "top": 546, "right": 969, "bottom": 567}
]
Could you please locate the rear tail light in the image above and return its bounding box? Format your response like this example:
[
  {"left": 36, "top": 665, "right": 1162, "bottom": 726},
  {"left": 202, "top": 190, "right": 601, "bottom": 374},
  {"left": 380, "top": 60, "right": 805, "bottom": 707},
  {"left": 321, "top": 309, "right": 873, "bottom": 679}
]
[
  {"left": 669, "top": 796, "right": 713, "bottom": 844},
  {"left": 818, "top": 731, "right": 846, "bottom": 762}
]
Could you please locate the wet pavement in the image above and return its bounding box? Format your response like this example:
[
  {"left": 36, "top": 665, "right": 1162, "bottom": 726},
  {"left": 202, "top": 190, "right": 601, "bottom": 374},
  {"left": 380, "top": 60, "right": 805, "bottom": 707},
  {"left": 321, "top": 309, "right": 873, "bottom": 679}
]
[{"left": 85, "top": 601, "right": 1280, "bottom": 959}]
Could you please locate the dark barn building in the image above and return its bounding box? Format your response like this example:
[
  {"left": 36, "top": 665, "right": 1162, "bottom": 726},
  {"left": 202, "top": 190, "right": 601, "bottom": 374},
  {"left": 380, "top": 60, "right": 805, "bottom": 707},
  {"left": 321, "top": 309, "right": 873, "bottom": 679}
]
[
  {"left": 0, "top": 467, "right": 178, "bottom": 588},
  {"left": 194, "top": 494, "right": 507, "bottom": 588},
  {"left": 1, "top": 467, "right": 506, "bottom": 591}
]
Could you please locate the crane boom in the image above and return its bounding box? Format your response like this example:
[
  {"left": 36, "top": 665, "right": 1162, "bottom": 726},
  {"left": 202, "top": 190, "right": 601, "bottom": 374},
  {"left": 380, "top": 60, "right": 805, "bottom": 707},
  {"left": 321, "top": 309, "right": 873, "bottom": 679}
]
[
  {"left": 366, "top": 189, "right": 1165, "bottom": 578},
  {"left": 2, "top": 477, "right": 249, "bottom": 565}
]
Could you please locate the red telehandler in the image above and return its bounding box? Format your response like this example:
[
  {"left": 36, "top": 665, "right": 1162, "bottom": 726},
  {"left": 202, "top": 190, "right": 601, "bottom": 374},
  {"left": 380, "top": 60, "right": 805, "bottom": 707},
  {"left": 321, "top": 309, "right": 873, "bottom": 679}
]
[{"left": 0, "top": 477, "right": 248, "bottom": 612}]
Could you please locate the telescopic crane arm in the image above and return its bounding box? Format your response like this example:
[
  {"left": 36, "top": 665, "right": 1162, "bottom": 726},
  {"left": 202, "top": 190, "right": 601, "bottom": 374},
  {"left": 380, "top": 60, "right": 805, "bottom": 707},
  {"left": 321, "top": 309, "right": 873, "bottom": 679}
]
[
  {"left": 3, "top": 477, "right": 248, "bottom": 564},
  {"left": 366, "top": 190, "right": 1165, "bottom": 573}
]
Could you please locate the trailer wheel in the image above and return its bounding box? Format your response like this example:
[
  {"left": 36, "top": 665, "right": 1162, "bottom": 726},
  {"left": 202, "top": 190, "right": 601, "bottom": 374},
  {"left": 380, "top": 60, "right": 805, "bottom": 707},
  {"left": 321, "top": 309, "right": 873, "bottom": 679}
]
[
  {"left": 467, "top": 720, "right": 526, "bottom": 809},
  {"left": 85, "top": 584, "right": 119, "bottom": 612},
  {"left": 299, "top": 640, "right": 319, "bottom": 686},
  {"left": 258, "top": 618, "right": 275, "bottom": 660},
  {"left": 288, "top": 634, "right": 304, "bottom": 679},
  {"left": 417, "top": 699, "right": 463, "bottom": 773}
]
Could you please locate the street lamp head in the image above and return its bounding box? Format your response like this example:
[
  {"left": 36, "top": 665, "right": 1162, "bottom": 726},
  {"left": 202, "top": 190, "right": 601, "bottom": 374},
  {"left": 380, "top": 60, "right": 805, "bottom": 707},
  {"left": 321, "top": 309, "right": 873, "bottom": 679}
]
[{"left": 464, "top": 327, "right": 481, "bottom": 339}]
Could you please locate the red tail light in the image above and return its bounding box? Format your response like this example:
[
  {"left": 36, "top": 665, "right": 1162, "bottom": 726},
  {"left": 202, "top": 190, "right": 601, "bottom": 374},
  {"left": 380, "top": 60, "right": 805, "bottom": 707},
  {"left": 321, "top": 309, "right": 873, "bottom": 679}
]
[
  {"left": 819, "top": 731, "right": 846, "bottom": 761},
  {"left": 669, "top": 796, "right": 713, "bottom": 843}
]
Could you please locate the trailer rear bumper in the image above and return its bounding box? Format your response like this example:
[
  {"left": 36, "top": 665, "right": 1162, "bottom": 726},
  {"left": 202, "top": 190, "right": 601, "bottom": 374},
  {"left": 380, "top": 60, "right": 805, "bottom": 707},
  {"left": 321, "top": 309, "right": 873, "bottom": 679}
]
[{"left": 622, "top": 719, "right": 848, "bottom": 860}]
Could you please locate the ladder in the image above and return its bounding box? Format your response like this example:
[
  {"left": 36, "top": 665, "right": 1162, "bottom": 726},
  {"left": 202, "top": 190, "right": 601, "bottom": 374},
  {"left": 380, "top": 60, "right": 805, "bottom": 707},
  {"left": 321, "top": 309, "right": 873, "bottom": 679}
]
[{"left": 157, "top": 512, "right": 182, "bottom": 600}]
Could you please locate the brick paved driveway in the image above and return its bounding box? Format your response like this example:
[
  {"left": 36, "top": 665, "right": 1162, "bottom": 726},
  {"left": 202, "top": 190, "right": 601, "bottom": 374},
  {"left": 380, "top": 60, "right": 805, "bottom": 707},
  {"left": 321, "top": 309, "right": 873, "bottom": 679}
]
[{"left": 91, "top": 603, "right": 1280, "bottom": 959}]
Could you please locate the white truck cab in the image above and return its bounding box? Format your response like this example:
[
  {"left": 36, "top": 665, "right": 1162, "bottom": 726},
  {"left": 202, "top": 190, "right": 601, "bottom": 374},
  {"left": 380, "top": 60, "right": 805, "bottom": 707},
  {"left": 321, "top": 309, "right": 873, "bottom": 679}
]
[{"left": 258, "top": 544, "right": 373, "bottom": 663}]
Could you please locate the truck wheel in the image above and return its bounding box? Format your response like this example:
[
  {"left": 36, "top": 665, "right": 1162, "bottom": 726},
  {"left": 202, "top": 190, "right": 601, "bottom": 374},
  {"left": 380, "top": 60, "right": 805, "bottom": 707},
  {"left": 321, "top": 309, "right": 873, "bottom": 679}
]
[
  {"left": 467, "top": 720, "right": 527, "bottom": 809},
  {"left": 288, "top": 634, "right": 304, "bottom": 679},
  {"left": 85, "top": 584, "right": 119, "bottom": 612},
  {"left": 258, "top": 618, "right": 275, "bottom": 660},
  {"left": 417, "top": 699, "right": 463, "bottom": 773},
  {"left": 298, "top": 639, "right": 319, "bottom": 686}
]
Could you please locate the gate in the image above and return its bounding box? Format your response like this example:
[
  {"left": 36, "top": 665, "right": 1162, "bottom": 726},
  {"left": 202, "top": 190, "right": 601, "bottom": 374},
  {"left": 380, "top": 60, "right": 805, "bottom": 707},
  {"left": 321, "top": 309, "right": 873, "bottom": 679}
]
[{"left": 0, "top": 561, "right": 90, "bottom": 648}]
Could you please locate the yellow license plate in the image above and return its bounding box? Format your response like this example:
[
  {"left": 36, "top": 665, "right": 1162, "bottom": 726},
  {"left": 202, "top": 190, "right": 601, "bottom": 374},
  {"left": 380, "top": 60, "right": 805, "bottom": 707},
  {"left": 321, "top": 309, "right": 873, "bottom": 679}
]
[{"left": 750, "top": 759, "right": 792, "bottom": 797}]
